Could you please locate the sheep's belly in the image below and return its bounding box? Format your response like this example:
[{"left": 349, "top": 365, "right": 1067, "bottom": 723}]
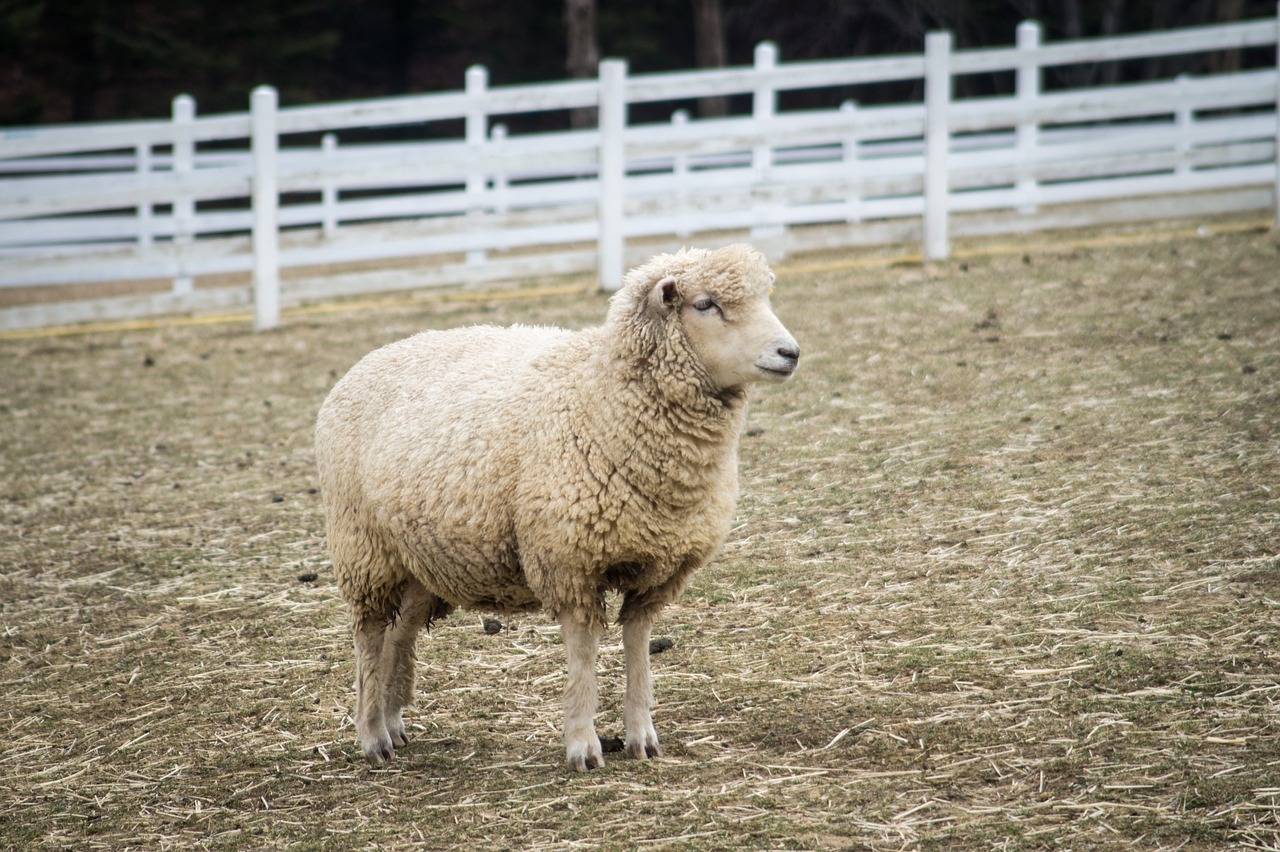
[{"left": 405, "top": 543, "right": 541, "bottom": 614}]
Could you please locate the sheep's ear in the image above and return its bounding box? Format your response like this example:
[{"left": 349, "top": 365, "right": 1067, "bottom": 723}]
[{"left": 648, "top": 276, "right": 679, "bottom": 316}]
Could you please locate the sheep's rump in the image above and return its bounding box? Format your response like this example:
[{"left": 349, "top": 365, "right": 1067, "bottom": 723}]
[{"left": 315, "top": 325, "right": 574, "bottom": 614}]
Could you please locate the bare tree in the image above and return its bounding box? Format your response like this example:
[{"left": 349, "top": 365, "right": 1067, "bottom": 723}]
[
  {"left": 565, "top": 0, "right": 599, "bottom": 128},
  {"left": 1099, "top": 0, "right": 1128, "bottom": 85},
  {"left": 692, "top": 0, "right": 729, "bottom": 117},
  {"left": 1210, "top": 0, "right": 1246, "bottom": 72}
]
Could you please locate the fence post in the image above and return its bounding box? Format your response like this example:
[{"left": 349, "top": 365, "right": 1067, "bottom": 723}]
[
  {"left": 672, "top": 109, "right": 692, "bottom": 237},
  {"left": 598, "top": 58, "right": 627, "bottom": 291},
  {"left": 171, "top": 94, "right": 195, "bottom": 294},
  {"left": 251, "top": 85, "right": 280, "bottom": 332},
  {"left": 466, "top": 65, "right": 489, "bottom": 265},
  {"left": 1273, "top": 2, "right": 1279, "bottom": 228},
  {"left": 136, "top": 143, "right": 153, "bottom": 247},
  {"left": 751, "top": 42, "right": 781, "bottom": 241},
  {"left": 1174, "top": 74, "right": 1194, "bottom": 181},
  {"left": 321, "top": 133, "right": 338, "bottom": 237},
  {"left": 923, "top": 31, "right": 952, "bottom": 261},
  {"left": 841, "top": 100, "right": 861, "bottom": 224},
  {"left": 1015, "top": 21, "right": 1040, "bottom": 214},
  {"left": 491, "top": 123, "right": 509, "bottom": 217}
]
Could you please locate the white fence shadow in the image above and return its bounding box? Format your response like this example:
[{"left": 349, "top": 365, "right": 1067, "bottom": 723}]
[{"left": 1, "top": 11, "right": 1278, "bottom": 331}]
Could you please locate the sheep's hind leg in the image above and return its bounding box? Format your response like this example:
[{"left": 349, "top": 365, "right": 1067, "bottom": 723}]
[
  {"left": 353, "top": 612, "right": 396, "bottom": 764},
  {"left": 381, "top": 579, "right": 444, "bottom": 750},
  {"left": 622, "top": 614, "right": 663, "bottom": 760},
  {"left": 559, "top": 610, "right": 604, "bottom": 770}
]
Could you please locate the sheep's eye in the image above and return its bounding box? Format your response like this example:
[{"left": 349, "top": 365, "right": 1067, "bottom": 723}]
[{"left": 692, "top": 297, "right": 721, "bottom": 316}]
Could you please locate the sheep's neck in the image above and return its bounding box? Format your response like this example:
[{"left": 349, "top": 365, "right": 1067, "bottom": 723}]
[
  {"left": 596, "top": 333, "right": 746, "bottom": 450},
  {"left": 608, "top": 318, "right": 741, "bottom": 408},
  {"left": 570, "top": 365, "right": 740, "bottom": 516}
]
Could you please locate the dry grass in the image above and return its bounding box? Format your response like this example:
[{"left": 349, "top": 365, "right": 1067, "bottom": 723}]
[{"left": 2, "top": 218, "right": 1279, "bottom": 849}]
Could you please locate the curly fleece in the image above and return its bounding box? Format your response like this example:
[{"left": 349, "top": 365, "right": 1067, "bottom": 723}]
[{"left": 315, "top": 244, "right": 775, "bottom": 631}]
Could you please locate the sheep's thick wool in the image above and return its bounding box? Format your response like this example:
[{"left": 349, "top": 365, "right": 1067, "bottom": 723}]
[{"left": 315, "top": 244, "right": 798, "bottom": 768}]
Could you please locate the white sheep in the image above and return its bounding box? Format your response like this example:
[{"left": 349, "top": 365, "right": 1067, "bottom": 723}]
[{"left": 315, "top": 244, "right": 799, "bottom": 769}]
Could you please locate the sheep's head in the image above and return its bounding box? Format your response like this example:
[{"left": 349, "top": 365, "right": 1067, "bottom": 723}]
[{"left": 610, "top": 244, "right": 799, "bottom": 394}]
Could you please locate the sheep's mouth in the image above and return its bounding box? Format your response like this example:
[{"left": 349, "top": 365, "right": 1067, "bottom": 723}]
[{"left": 755, "top": 364, "right": 796, "bottom": 382}]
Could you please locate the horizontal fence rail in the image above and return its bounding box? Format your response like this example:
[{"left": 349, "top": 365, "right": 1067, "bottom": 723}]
[{"left": 1, "top": 9, "right": 1278, "bottom": 332}]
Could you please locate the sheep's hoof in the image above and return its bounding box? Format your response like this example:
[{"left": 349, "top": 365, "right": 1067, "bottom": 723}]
[
  {"left": 359, "top": 734, "right": 397, "bottom": 765},
  {"left": 626, "top": 741, "right": 663, "bottom": 760},
  {"left": 624, "top": 718, "right": 663, "bottom": 761},
  {"left": 625, "top": 735, "right": 663, "bottom": 761},
  {"left": 566, "top": 736, "right": 605, "bottom": 771},
  {"left": 386, "top": 715, "right": 409, "bottom": 749},
  {"left": 363, "top": 745, "right": 395, "bottom": 765}
]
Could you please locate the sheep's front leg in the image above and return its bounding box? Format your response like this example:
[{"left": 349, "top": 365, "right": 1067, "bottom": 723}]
[
  {"left": 559, "top": 611, "right": 604, "bottom": 770},
  {"left": 622, "top": 615, "right": 663, "bottom": 760}
]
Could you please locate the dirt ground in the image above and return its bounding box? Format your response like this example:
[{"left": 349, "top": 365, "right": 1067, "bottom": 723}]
[{"left": 2, "top": 219, "right": 1279, "bottom": 849}]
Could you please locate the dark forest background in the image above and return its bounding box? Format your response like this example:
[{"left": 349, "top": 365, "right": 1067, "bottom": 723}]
[{"left": 0, "top": 0, "right": 1270, "bottom": 127}]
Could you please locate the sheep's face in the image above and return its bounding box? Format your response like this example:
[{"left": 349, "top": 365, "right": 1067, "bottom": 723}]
[{"left": 647, "top": 247, "right": 800, "bottom": 392}]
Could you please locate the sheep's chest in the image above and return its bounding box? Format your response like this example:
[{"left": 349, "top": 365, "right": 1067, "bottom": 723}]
[
  {"left": 514, "top": 379, "right": 743, "bottom": 602},
  {"left": 591, "top": 467, "right": 737, "bottom": 594}
]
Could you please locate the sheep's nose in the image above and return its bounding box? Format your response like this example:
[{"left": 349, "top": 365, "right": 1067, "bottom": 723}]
[{"left": 776, "top": 343, "right": 800, "bottom": 364}]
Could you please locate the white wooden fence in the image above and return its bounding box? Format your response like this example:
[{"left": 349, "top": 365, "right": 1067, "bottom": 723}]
[{"left": 2, "top": 10, "right": 1278, "bottom": 332}]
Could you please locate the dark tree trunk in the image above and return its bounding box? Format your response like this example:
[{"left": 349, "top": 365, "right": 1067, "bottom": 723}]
[
  {"left": 1210, "top": 0, "right": 1245, "bottom": 73},
  {"left": 67, "top": 3, "right": 104, "bottom": 121},
  {"left": 692, "top": 0, "right": 728, "bottom": 117},
  {"left": 565, "top": 0, "right": 599, "bottom": 128},
  {"left": 1098, "top": 0, "right": 1126, "bottom": 85},
  {"left": 1143, "top": 2, "right": 1173, "bottom": 79},
  {"left": 390, "top": 0, "right": 415, "bottom": 93}
]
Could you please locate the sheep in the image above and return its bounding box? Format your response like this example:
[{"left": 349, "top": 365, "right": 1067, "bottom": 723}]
[{"left": 314, "top": 244, "right": 799, "bottom": 770}]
